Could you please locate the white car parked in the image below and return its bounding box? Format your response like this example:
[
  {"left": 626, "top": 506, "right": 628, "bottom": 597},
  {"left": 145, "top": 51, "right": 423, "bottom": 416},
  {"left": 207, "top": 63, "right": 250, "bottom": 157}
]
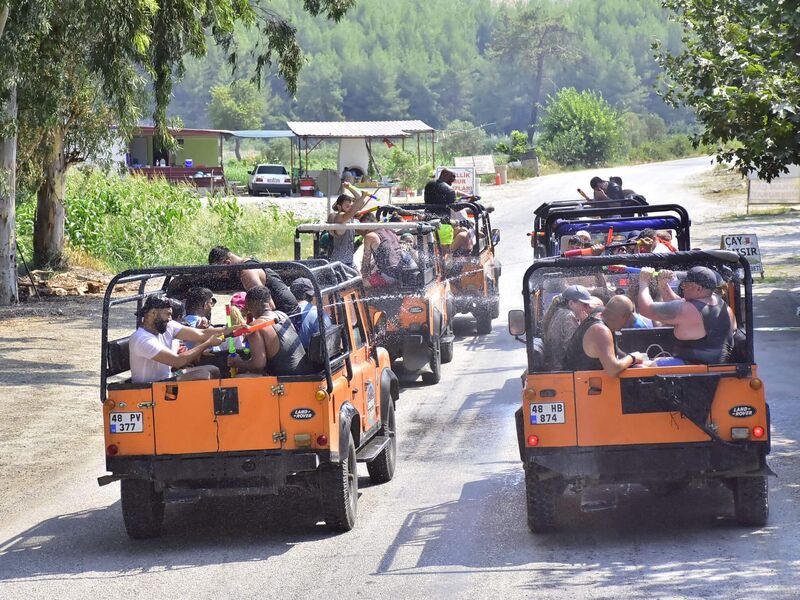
[{"left": 247, "top": 164, "right": 292, "bottom": 196}]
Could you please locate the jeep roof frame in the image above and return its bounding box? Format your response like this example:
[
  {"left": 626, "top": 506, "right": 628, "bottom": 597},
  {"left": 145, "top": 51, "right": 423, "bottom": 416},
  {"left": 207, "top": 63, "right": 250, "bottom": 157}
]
[{"left": 100, "top": 260, "right": 360, "bottom": 401}]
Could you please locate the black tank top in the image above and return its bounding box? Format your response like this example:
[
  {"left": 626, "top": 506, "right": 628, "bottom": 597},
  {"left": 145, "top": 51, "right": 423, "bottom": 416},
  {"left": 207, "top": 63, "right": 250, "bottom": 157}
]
[
  {"left": 264, "top": 311, "right": 314, "bottom": 376},
  {"left": 675, "top": 299, "right": 733, "bottom": 364},
  {"left": 374, "top": 229, "right": 403, "bottom": 279},
  {"left": 563, "top": 315, "right": 606, "bottom": 372}
]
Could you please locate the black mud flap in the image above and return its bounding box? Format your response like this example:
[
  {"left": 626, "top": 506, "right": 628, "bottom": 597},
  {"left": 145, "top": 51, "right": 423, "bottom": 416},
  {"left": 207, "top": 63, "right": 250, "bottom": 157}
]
[{"left": 621, "top": 374, "right": 730, "bottom": 445}]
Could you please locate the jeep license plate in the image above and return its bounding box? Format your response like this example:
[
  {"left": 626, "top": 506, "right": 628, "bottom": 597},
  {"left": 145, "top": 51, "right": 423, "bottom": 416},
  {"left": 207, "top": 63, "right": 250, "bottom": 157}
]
[
  {"left": 109, "top": 412, "right": 144, "bottom": 433},
  {"left": 530, "top": 402, "right": 565, "bottom": 425}
]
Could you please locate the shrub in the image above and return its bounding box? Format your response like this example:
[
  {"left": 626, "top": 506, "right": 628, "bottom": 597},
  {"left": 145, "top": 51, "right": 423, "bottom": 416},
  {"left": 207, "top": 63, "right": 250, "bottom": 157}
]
[
  {"left": 539, "top": 88, "right": 624, "bottom": 167},
  {"left": 15, "top": 169, "right": 301, "bottom": 273}
]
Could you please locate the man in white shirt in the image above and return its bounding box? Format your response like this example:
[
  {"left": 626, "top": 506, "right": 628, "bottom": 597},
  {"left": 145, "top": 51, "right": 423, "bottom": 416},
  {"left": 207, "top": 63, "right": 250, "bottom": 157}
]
[{"left": 129, "top": 296, "right": 228, "bottom": 383}]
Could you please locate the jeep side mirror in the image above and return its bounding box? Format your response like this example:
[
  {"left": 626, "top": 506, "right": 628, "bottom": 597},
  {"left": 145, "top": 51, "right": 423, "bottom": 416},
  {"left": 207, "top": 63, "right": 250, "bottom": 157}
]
[
  {"left": 508, "top": 309, "right": 525, "bottom": 337},
  {"left": 491, "top": 228, "right": 500, "bottom": 246}
]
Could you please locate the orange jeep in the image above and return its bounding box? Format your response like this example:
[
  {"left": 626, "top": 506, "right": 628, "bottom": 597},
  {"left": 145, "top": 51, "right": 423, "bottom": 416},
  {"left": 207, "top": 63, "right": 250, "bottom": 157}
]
[
  {"left": 509, "top": 250, "right": 772, "bottom": 532},
  {"left": 377, "top": 202, "right": 501, "bottom": 334},
  {"left": 295, "top": 221, "right": 454, "bottom": 384},
  {"left": 98, "top": 260, "right": 399, "bottom": 537}
]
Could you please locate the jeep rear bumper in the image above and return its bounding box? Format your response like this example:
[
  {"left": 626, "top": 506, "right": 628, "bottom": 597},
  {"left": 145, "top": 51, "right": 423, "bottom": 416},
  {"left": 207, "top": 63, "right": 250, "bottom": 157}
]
[
  {"left": 104, "top": 450, "right": 325, "bottom": 495},
  {"left": 523, "top": 442, "right": 770, "bottom": 482}
]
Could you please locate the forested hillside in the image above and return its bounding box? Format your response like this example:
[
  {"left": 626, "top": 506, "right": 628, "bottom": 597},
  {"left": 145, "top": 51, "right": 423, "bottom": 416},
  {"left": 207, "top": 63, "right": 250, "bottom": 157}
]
[{"left": 170, "top": 0, "right": 689, "bottom": 134}]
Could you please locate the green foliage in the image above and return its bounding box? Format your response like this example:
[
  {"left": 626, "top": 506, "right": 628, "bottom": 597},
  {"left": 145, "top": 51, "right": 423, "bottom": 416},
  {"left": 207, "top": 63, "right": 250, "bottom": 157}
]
[
  {"left": 208, "top": 81, "right": 267, "bottom": 131},
  {"left": 382, "top": 148, "right": 428, "bottom": 191},
  {"left": 495, "top": 130, "right": 530, "bottom": 162},
  {"left": 437, "top": 120, "right": 489, "bottom": 161},
  {"left": 657, "top": 0, "right": 800, "bottom": 181},
  {"left": 539, "top": 88, "right": 624, "bottom": 167},
  {"left": 13, "top": 169, "right": 301, "bottom": 272}
]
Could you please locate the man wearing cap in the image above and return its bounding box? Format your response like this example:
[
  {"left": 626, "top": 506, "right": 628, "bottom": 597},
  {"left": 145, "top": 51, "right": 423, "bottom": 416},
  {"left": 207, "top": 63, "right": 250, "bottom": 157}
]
[
  {"left": 129, "top": 296, "right": 230, "bottom": 383},
  {"left": 563, "top": 286, "right": 646, "bottom": 375},
  {"left": 289, "top": 277, "right": 332, "bottom": 350},
  {"left": 638, "top": 266, "right": 735, "bottom": 364},
  {"left": 326, "top": 181, "right": 371, "bottom": 268}
]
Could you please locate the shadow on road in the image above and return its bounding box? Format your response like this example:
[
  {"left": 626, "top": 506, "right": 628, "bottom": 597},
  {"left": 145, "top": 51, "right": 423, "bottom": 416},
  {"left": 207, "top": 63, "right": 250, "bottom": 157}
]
[
  {"left": 0, "top": 488, "right": 364, "bottom": 582},
  {"left": 374, "top": 464, "right": 796, "bottom": 597}
]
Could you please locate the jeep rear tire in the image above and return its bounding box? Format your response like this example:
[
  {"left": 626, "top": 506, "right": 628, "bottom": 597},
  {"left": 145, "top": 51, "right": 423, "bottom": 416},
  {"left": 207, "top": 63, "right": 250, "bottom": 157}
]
[
  {"left": 422, "top": 335, "right": 442, "bottom": 385},
  {"left": 525, "top": 465, "right": 562, "bottom": 533},
  {"left": 733, "top": 476, "right": 768, "bottom": 526},
  {"left": 121, "top": 479, "right": 165, "bottom": 539},
  {"left": 321, "top": 432, "right": 358, "bottom": 532},
  {"left": 475, "top": 308, "right": 492, "bottom": 335},
  {"left": 441, "top": 325, "right": 454, "bottom": 364},
  {"left": 367, "top": 400, "right": 396, "bottom": 483}
]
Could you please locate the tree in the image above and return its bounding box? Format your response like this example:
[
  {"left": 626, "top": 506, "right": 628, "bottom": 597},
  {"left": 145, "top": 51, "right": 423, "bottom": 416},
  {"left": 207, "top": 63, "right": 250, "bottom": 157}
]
[
  {"left": 0, "top": 0, "right": 355, "bottom": 304},
  {"left": 208, "top": 81, "right": 267, "bottom": 159},
  {"left": 539, "top": 87, "right": 624, "bottom": 167},
  {"left": 656, "top": 0, "right": 800, "bottom": 180},
  {"left": 437, "top": 120, "right": 488, "bottom": 161},
  {"left": 489, "top": 3, "right": 577, "bottom": 143}
]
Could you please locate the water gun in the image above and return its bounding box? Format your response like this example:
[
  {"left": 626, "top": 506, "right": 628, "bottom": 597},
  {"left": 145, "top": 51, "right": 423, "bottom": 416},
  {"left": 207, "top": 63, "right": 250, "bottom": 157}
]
[
  {"left": 350, "top": 185, "right": 380, "bottom": 201},
  {"left": 355, "top": 205, "right": 380, "bottom": 219},
  {"left": 562, "top": 238, "right": 646, "bottom": 257},
  {"left": 226, "top": 305, "right": 237, "bottom": 377},
  {"left": 605, "top": 265, "right": 654, "bottom": 275},
  {"left": 229, "top": 318, "right": 277, "bottom": 338}
]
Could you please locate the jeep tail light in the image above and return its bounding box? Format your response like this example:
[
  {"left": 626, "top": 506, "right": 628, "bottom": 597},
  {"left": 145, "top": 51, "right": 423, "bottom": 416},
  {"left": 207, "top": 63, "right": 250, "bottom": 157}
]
[
  {"left": 753, "top": 426, "right": 765, "bottom": 438},
  {"left": 106, "top": 444, "right": 119, "bottom": 456},
  {"left": 749, "top": 378, "right": 763, "bottom": 390},
  {"left": 315, "top": 389, "right": 328, "bottom": 402},
  {"left": 316, "top": 435, "right": 328, "bottom": 446},
  {"left": 527, "top": 435, "right": 539, "bottom": 447}
]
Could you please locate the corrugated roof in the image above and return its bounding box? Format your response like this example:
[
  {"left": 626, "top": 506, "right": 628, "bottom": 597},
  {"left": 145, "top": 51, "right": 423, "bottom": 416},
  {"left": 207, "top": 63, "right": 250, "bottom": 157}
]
[
  {"left": 231, "top": 130, "right": 295, "bottom": 139},
  {"left": 287, "top": 120, "right": 434, "bottom": 138}
]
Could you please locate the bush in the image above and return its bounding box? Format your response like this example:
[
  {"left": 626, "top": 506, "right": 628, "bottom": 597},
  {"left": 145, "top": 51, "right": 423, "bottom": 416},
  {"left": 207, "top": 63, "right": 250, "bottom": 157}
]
[
  {"left": 539, "top": 88, "right": 624, "bottom": 167},
  {"left": 15, "top": 169, "right": 301, "bottom": 273},
  {"left": 437, "top": 120, "right": 489, "bottom": 161},
  {"left": 495, "top": 130, "right": 530, "bottom": 162},
  {"left": 382, "top": 148, "right": 429, "bottom": 191}
]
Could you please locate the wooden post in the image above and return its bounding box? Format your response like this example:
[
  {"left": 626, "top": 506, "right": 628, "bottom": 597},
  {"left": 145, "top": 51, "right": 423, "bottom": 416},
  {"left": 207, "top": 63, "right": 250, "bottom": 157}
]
[
  {"left": 431, "top": 131, "right": 436, "bottom": 169},
  {"left": 416, "top": 133, "right": 421, "bottom": 165},
  {"left": 290, "top": 137, "right": 295, "bottom": 195}
]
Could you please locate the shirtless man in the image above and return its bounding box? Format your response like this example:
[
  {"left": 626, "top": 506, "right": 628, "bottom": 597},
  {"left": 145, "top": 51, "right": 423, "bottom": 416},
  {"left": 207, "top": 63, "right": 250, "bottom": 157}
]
[
  {"left": 227, "top": 285, "right": 313, "bottom": 376},
  {"left": 637, "top": 266, "right": 735, "bottom": 364},
  {"left": 563, "top": 287, "right": 646, "bottom": 376}
]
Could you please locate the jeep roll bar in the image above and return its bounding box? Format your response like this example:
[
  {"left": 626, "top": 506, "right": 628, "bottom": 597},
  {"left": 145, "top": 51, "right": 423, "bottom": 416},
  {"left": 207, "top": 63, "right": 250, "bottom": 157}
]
[
  {"left": 536, "top": 203, "right": 691, "bottom": 257},
  {"left": 372, "top": 201, "right": 496, "bottom": 258},
  {"left": 293, "top": 221, "right": 440, "bottom": 262},
  {"left": 519, "top": 250, "right": 754, "bottom": 374},
  {"left": 532, "top": 196, "right": 649, "bottom": 229},
  {"left": 100, "top": 260, "right": 361, "bottom": 401}
]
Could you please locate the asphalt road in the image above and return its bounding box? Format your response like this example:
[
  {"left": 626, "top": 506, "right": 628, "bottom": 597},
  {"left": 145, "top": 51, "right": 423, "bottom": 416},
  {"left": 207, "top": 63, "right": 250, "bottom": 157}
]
[{"left": 1, "top": 157, "right": 798, "bottom": 599}]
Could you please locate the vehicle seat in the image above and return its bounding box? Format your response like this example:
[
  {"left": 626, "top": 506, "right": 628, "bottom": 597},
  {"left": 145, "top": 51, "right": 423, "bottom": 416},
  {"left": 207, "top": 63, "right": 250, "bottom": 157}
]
[
  {"left": 616, "top": 327, "right": 678, "bottom": 358},
  {"left": 728, "top": 328, "right": 747, "bottom": 363},
  {"left": 531, "top": 337, "right": 545, "bottom": 372},
  {"left": 308, "top": 324, "right": 345, "bottom": 367},
  {"left": 107, "top": 336, "right": 131, "bottom": 376}
]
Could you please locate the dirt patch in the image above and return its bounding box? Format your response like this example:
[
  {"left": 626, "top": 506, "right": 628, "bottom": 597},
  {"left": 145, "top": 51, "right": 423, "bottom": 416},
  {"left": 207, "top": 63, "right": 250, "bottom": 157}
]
[{"left": 688, "top": 167, "right": 800, "bottom": 285}]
